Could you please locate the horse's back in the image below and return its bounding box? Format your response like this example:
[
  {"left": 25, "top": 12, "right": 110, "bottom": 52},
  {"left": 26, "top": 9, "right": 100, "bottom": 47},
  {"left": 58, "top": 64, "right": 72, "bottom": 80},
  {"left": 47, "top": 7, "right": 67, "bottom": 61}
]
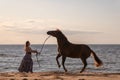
[
  {"left": 72, "top": 44, "right": 91, "bottom": 51},
  {"left": 67, "top": 44, "right": 91, "bottom": 58}
]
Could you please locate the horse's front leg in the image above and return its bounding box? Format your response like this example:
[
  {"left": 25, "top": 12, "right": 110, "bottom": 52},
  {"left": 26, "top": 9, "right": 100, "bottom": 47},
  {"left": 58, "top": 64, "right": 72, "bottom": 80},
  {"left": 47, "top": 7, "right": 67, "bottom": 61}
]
[
  {"left": 62, "top": 56, "right": 67, "bottom": 72},
  {"left": 56, "top": 53, "right": 61, "bottom": 68}
]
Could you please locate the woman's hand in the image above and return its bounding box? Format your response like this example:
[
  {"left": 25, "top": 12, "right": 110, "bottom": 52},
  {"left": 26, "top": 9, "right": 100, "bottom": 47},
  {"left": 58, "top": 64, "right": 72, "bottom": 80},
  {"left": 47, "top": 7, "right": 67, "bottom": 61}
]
[
  {"left": 35, "top": 50, "right": 39, "bottom": 54},
  {"left": 37, "top": 51, "right": 41, "bottom": 55}
]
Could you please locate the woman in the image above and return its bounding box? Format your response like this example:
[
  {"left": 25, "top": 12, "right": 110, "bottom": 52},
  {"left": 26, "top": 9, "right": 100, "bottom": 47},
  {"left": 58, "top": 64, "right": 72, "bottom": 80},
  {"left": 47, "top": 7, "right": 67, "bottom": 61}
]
[{"left": 18, "top": 41, "right": 38, "bottom": 73}]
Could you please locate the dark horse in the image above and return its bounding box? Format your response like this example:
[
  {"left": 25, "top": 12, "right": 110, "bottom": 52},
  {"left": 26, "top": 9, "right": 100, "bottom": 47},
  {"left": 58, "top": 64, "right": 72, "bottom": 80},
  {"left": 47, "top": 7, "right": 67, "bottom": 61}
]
[{"left": 47, "top": 29, "right": 103, "bottom": 73}]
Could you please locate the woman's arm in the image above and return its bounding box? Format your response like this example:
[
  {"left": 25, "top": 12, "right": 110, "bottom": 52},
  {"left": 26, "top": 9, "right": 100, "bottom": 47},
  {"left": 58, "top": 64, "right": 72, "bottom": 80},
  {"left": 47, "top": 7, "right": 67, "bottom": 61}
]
[{"left": 25, "top": 47, "right": 38, "bottom": 54}]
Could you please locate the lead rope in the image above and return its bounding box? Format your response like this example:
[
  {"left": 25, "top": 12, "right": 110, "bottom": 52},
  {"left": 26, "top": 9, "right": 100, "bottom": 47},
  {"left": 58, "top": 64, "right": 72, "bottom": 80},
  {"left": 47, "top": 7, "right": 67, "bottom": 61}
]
[{"left": 36, "top": 35, "right": 51, "bottom": 68}]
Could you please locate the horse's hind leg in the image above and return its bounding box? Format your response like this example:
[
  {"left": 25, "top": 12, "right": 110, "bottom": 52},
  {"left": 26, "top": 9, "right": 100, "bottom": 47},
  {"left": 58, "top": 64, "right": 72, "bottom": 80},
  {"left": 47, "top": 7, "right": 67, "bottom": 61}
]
[
  {"left": 80, "top": 58, "right": 87, "bottom": 73},
  {"left": 62, "top": 56, "right": 67, "bottom": 72},
  {"left": 56, "top": 53, "right": 61, "bottom": 68}
]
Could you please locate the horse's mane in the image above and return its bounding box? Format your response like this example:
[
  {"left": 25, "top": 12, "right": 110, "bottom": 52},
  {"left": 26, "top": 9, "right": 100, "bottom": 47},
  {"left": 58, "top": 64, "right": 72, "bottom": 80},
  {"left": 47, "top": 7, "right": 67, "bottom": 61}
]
[{"left": 57, "top": 29, "right": 68, "bottom": 41}]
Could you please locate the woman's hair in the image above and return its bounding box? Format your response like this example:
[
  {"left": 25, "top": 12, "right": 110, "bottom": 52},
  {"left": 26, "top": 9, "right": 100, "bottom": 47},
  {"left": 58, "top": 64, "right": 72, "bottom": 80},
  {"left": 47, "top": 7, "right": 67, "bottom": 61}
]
[{"left": 25, "top": 41, "right": 30, "bottom": 47}]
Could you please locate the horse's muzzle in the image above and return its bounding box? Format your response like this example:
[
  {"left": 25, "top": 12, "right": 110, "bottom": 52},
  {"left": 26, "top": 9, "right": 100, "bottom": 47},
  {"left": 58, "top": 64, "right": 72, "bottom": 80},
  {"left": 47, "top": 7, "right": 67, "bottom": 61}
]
[{"left": 47, "top": 31, "right": 50, "bottom": 35}]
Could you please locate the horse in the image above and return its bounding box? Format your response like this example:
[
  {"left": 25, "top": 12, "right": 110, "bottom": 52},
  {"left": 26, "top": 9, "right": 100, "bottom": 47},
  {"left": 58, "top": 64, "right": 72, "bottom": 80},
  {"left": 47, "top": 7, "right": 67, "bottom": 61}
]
[{"left": 47, "top": 29, "right": 103, "bottom": 73}]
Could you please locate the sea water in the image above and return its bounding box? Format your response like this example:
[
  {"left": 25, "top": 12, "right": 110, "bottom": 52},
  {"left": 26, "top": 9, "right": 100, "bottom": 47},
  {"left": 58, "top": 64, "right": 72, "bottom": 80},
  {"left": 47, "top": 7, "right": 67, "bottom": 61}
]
[{"left": 0, "top": 44, "right": 120, "bottom": 73}]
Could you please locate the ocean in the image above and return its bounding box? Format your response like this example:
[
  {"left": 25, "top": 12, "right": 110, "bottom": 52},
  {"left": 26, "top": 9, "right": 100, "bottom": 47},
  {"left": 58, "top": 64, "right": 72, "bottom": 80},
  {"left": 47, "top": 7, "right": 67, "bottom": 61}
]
[{"left": 0, "top": 44, "right": 120, "bottom": 73}]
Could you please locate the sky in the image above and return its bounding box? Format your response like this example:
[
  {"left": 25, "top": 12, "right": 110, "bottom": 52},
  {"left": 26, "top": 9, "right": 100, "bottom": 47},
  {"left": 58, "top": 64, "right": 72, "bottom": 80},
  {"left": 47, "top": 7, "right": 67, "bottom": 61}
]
[{"left": 0, "top": 0, "right": 120, "bottom": 44}]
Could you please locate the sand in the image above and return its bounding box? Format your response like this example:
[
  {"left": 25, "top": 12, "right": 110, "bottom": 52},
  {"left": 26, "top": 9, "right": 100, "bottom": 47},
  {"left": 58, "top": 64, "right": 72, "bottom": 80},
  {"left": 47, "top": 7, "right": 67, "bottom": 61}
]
[{"left": 0, "top": 71, "right": 119, "bottom": 80}]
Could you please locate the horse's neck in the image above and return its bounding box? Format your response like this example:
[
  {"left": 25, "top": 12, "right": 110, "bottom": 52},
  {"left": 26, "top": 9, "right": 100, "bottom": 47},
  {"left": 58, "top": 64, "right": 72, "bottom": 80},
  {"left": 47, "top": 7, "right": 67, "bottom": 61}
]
[{"left": 57, "top": 36, "right": 70, "bottom": 49}]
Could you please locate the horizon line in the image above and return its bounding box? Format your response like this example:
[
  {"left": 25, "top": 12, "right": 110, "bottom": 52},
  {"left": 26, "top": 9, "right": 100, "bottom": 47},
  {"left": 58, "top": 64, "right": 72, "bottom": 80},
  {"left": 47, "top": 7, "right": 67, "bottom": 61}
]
[{"left": 0, "top": 43, "right": 120, "bottom": 45}]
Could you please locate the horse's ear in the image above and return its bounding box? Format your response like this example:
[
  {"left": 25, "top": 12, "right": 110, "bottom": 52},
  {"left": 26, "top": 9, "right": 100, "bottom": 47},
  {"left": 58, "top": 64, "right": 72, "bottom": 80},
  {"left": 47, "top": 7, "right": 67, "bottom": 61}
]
[{"left": 56, "top": 29, "right": 61, "bottom": 32}]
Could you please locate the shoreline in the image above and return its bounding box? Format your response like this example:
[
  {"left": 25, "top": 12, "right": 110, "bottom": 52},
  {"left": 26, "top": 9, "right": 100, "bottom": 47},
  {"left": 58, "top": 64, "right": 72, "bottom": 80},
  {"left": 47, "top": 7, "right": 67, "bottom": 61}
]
[{"left": 0, "top": 71, "right": 120, "bottom": 80}]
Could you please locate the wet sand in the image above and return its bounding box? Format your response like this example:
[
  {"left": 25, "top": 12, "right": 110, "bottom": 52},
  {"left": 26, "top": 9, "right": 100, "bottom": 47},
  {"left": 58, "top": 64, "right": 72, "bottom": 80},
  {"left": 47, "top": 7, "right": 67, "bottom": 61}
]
[{"left": 0, "top": 71, "right": 120, "bottom": 80}]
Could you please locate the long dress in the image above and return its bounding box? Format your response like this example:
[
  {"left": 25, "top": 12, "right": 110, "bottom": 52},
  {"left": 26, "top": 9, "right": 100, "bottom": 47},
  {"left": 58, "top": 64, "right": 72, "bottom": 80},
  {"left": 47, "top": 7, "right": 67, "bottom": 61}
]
[{"left": 18, "top": 52, "right": 33, "bottom": 73}]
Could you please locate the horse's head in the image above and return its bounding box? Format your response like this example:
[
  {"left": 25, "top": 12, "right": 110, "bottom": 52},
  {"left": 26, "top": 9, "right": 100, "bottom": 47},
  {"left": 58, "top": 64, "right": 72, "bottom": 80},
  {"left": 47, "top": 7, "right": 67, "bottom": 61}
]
[{"left": 47, "top": 29, "right": 63, "bottom": 38}]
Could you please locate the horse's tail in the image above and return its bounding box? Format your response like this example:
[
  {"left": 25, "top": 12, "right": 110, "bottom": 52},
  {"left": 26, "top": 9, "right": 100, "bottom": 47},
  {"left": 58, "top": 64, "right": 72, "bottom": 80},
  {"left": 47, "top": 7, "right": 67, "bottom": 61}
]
[{"left": 91, "top": 50, "right": 103, "bottom": 67}]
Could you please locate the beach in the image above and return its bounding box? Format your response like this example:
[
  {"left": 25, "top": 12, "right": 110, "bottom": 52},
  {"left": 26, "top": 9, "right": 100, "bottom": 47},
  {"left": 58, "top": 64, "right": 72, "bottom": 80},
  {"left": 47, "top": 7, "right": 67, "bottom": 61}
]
[
  {"left": 0, "top": 45, "right": 120, "bottom": 80},
  {"left": 0, "top": 71, "right": 120, "bottom": 80}
]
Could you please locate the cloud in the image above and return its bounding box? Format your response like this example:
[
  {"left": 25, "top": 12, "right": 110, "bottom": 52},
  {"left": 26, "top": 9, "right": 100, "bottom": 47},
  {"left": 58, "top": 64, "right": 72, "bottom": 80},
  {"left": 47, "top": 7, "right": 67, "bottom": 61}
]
[
  {"left": 61, "top": 30, "right": 103, "bottom": 35},
  {"left": 1, "top": 24, "right": 103, "bottom": 36},
  {"left": 2, "top": 25, "right": 46, "bottom": 34},
  {"left": 27, "top": 20, "right": 36, "bottom": 23},
  {"left": 1, "top": 19, "right": 103, "bottom": 36},
  {"left": 2, "top": 25, "right": 15, "bottom": 29},
  {"left": 1, "top": 22, "right": 56, "bottom": 35},
  {"left": 0, "top": 19, "right": 62, "bottom": 35}
]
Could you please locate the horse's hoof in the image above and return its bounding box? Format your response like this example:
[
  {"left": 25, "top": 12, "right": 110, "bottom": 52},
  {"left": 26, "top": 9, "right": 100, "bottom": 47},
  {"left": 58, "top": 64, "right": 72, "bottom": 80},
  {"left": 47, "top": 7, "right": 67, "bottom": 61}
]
[
  {"left": 58, "top": 65, "right": 61, "bottom": 68},
  {"left": 65, "top": 70, "right": 67, "bottom": 72},
  {"left": 80, "top": 71, "right": 83, "bottom": 73}
]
